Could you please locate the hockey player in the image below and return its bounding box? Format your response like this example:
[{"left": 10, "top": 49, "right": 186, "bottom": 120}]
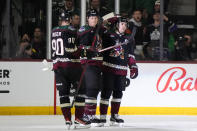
[
  {"left": 99, "top": 17, "right": 138, "bottom": 126},
  {"left": 77, "top": 9, "right": 104, "bottom": 127},
  {"left": 51, "top": 10, "right": 89, "bottom": 129}
]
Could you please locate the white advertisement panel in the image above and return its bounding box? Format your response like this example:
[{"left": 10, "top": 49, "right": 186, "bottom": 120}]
[
  {"left": 1, "top": 61, "right": 197, "bottom": 109},
  {"left": 122, "top": 63, "right": 197, "bottom": 107},
  {"left": 0, "top": 61, "right": 54, "bottom": 106}
]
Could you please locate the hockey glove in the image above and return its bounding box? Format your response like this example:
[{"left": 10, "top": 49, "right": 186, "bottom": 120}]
[
  {"left": 128, "top": 54, "right": 136, "bottom": 66},
  {"left": 121, "top": 77, "right": 130, "bottom": 91},
  {"left": 130, "top": 64, "right": 138, "bottom": 79},
  {"left": 86, "top": 48, "right": 99, "bottom": 58}
]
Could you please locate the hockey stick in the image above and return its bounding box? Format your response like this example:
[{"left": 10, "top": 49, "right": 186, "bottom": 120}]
[
  {"left": 98, "top": 39, "right": 129, "bottom": 53},
  {"left": 69, "top": 13, "right": 116, "bottom": 107},
  {"left": 69, "top": 65, "right": 87, "bottom": 108}
]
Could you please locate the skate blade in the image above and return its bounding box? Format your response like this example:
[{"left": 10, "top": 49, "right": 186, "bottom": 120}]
[
  {"left": 66, "top": 124, "right": 71, "bottom": 130},
  {"left": 74, "top": 124, "right": 91, "bottom": 129},
  {"left": 99, "top": 123, "right": 105, "bottom": 127},
  {"left": 91, "top": 123, "right": 103, "bottom": 127},
  {"left": 110, "top": 121, "right": 124, "bottom": 127}
]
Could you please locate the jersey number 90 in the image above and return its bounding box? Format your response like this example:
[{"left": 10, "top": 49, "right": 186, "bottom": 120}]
[{"left": 52, "top": 38, "right": 64, "bottom": 57}]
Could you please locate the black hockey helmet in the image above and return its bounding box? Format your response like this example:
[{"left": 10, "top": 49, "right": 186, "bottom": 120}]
[
  {"left": 87, "top": 9, "right": 99, "bottom": 18},
  {"left": 116, "top": 16, "right": 128, "bottom": 29},
  {"left": 59, "top": 10, "right": 71, "bottom": 21},
  {"left": 117, "top": 17, "right": 128, "bottom": 24}
]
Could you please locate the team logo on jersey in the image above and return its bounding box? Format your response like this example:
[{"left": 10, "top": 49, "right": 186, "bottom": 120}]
[
  {"left": 79, "top": 27, "right": 85, "bottom": 32},
  {"left": 110, "top": 34, "right": 115, "bottom": 38},
  {"left": 68, "top": 26, "right": 76, "bottom": 31},
  {"left": 109, "top": 41, "right": 125, "bottom": 59}
]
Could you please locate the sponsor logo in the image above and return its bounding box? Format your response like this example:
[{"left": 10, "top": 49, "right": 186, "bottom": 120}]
[
  {"left": 157, "top": 67, "right": 197, "bottom": 93},
  {"left": 0, "top": 69, "right": 11, "bottom": 93},
  {"left": 0, "top": 69, "right": 10, "bottom": 78}
]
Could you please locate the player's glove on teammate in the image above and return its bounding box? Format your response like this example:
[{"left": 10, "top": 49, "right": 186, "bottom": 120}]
[
  {"left": 86, "top": 47, "right": 99, "bottom": 58},
  {"left": 128, "top": 55, "right": 138, "bottom": 79},
  {"left": 130, "top": 64, "right": 138, "bottom": 79}
]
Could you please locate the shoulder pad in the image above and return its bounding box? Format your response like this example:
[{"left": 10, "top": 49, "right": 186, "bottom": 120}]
[
  {"left": 110, "top": 34, "right": 115, "bottom": 38},
  {"left": 52, "top": 26, "right": 60, "bottom": 31},
  {"left": 79, "top": 25, "right": 91, "bottom": 32},
  {"left": 60, "top": 26, "right": 69, "bottom": 30},
  {"left": 68, "top": 26, "right": 76, "bottom": 31},
  {"left": 78, "top": 26, "right": 86, "bottom": 33}
]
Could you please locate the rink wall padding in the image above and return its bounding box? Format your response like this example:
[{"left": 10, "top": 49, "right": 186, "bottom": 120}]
[
  {"left": 0, "top": 60, "right": 197, "bottom": 115},
  {"left": 1, "top": 106, "right": 197, "bottom": 115}
]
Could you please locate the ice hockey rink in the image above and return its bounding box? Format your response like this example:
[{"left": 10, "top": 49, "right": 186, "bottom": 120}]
[
  {"left": 1, "top": 115, "right": 197, "bottom": 131},
  {"left": 1, "top": 62, "right": 197, "bottom": 131}
]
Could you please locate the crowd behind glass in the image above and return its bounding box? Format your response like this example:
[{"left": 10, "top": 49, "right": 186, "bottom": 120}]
[{"left": 0, "top": 0, "right": 197, "bottom": 61}]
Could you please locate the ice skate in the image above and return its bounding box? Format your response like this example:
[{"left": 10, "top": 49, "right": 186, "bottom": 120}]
[
  {"left": 65, "top": 120, "right": 72, "bottom": 130},
  {"left": 110, "top": 114, "right": 124, "bottom": 126},
  {"left": 100, "top": 115, "right": 107, "bottom": 127},
  {"left": 90, "top": 115, "right": 103, "bottom": 127},
  {"left": 74, "top": 116, "right": 91, "bottom": 129},
  {"left": 99, "top": 119, "right": 107, "bottom": 127}
]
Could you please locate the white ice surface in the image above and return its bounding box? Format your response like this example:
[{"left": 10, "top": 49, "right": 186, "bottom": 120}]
[{"left": 0, "top": 115, "right": 197, "bottom": 131}]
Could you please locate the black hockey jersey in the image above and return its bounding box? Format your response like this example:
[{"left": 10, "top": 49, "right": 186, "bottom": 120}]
[
  {"left": 51, "top": 25, "right": 80, "bottom": 70},
  {"left": 77, "top": 25, "right": 104, "bottom": 66},
  {"left": 102, "top": 31, "right": 135, "bottom": 76}
]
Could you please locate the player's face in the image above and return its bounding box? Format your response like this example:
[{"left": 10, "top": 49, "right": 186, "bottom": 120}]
[
  {"left": 88, "top": 16, "right": 98, "bottom": 27},
  {"left": 118, "top": 22, "right": 127, "bottom": 33},
  {"left": 72, "top": 15, "right": 80, "bottom": 25}
]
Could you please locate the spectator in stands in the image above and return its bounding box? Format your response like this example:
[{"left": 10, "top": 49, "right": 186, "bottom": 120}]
[
  {"left": 21, "top": 33, "right": 31, "bottom": 43},
  {"left": 128, "top": 9, "right": 145, "bottom": 60},
  {"left": 191, "top": 33, "right": 197, "bottom": 60},
  {"left": 63, "top": 0, "right": 79, "bottom": 15},
  {"left": 16, "top": 33, "right": 32, "bottom": 58},
  {"left": 143, "top": 11, "right": 175, "bottom": 60},
  {"left": 154, "top": 0, "right": 160, "bottom": 12},
  {"left": 89, "top": 0, "right": 110, "bottom": 17},
  {"left": 31, "top": 27, "right": 46, "bottom": 59},
  {"left": 150, "top": 0, "right": 170, "bottom": 24},
  {"left": 142, "top": 8, "right": 153, "bottom": 26},
  {"left": 52, "top": 0, "right": 79, "bottom": 27},
  {"left": 16, "top": 40, "right": 32, "bottom": 58},
  {"left": 153, "top": 0, "right": 170, "bottom": 13},
  {"left": 173, "top": 35, "right": 196, "bottom": 61}
]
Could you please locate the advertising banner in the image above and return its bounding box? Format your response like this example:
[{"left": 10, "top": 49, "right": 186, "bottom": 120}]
[
  {"left": 0, "top": 61, "right": 54, "bottom": 107},
  {"left": 122, "top": 63, "right": 197, "bottom": 107},
  {"left": 1, "top": 61, "right": 197, "bottom": 115}
]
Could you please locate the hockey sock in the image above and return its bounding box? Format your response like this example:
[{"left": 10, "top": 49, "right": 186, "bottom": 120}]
[
  {"left": 75, "top": 106, "right": 85, "bottom": 119},
  {"left": 100, "top": 98, "right": 109, "bottom": 116},
  {"left": 111, "top": 98, "right": 121, "bottom": 115},
  {"left": 61, "top": 107, "right": 71, "bottom": 121},
  {"left": 84, "top": 98, "right": 97, "bottom": 116},
  {"left": 75, "top": 95, "right": 85, "bottom": 119}
]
